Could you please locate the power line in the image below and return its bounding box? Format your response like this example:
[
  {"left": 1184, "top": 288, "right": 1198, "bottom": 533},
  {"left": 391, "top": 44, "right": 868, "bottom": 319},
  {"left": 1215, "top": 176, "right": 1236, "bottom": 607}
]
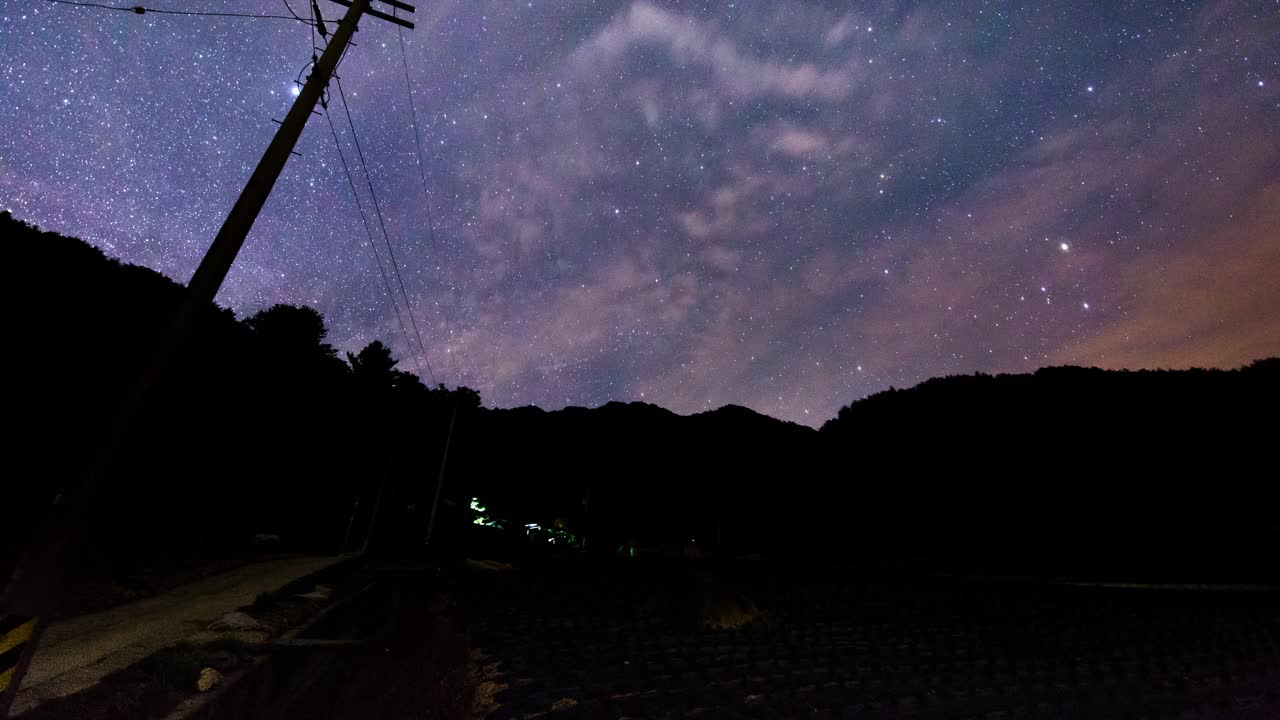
[
  {"left": 43, "top": 0, "right": 326, "bottom": 22},
  {"left": 302, "top": 3, "right": 319, "bottom": 107},
  {"left": 395, "top": 24, "right": 437, "bottom": 256},
  {"left": 279, "top": 0, "right": 305, "bottom": 22},
  {"left": 280, "top": 0, "right": 318, "bottom": 62},
  {"left": 382, "top": 12, "right": 465, "bottom": 552},
  {"left": 388, "top": 15, "right": 463, "bottom": 553},
  {"left": 334, "top": 75, "right": 438, "bottom": 387},
  {"left": 324, "top": 103, "right": 424, "bottom": 383},
  {"left": 394, "top": 17, "right": 469, "bottom": 387}
]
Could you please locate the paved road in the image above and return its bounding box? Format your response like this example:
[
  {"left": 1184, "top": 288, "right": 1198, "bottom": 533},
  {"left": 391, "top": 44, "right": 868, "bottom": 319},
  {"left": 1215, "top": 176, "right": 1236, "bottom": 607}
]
[{"left": 11, "top": 555, "right": 344, "bottom": 716}]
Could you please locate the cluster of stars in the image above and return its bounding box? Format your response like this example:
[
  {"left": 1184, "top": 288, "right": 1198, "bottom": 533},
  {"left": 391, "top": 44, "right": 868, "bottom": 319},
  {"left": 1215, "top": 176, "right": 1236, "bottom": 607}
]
[{"left": 0, "top": 1, "right": 1277, "bottom": 425}]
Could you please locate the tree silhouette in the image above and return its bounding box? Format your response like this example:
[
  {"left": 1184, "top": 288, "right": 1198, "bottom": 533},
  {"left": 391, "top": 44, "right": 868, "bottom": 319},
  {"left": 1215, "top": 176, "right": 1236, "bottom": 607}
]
[
  {"left": 348, "top": 340, "right": 399, "bottom": 391},
  {"left": 3, "top": 208, "right": 1277, "bottom": 600},
  {"left": 247, "top": 304, "right": 336, "bottom": 358}
]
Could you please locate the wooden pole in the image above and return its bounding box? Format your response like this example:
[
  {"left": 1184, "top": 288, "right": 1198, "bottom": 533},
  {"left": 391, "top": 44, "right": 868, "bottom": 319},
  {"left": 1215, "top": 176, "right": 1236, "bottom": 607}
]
[
  {"left": 187, "top": 0, "right": 372, "bottom": 305},
  {"left": 0, "top": 5, "right": 382, "bottom": 715}
]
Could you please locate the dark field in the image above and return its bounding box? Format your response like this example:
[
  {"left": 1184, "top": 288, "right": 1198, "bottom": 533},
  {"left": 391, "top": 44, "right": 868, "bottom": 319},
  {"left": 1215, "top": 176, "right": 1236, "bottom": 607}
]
[{"left": 463, "top": 559, "right": 1280, "bottom": 720}]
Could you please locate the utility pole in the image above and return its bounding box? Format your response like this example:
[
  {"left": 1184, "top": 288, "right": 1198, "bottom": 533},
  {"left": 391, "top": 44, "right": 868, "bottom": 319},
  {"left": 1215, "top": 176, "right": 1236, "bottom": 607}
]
[
  {"left": 423, "top": 402, "right": 458, "bottom": 547},
  {"left": 0, "top": 2, "right": 413, "bottom": 715},
  {"left": 188, "top": 0, "right": 412, "bottom": 303}
]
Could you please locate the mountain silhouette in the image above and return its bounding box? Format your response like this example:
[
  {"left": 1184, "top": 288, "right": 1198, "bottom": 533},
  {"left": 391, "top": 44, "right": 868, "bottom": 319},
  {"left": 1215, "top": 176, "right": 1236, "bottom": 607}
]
[{"left": 3, "top": 211, "right": 1277, "bottom": 593}]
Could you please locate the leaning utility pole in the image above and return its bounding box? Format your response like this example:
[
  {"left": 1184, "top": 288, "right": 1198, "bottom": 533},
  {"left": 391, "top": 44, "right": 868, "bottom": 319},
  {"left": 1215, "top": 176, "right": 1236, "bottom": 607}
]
[
  {"left": 188, "top": 0, "right": 415, "bottom": 303},
  {"left": 0, "top": 2, "right": 413, "bottom": 715}
]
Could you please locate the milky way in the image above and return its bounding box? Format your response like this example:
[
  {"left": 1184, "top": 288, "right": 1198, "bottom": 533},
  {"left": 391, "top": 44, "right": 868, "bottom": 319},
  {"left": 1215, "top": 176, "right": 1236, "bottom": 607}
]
[{"left": 2, "top": 1, "right": 1278, "bottom": 425}]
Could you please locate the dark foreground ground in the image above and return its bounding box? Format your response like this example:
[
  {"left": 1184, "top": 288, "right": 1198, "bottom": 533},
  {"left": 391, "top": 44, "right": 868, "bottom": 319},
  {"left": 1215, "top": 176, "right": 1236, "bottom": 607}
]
[
  {"left": 169, "top": 564, "right": 471, "bottom": 720},
  {"left": 33, "top": 555, "right": 1278, "bottom": 719},
  {"left": 461, "top": 558, "right": 1280, "bottom": 720}
]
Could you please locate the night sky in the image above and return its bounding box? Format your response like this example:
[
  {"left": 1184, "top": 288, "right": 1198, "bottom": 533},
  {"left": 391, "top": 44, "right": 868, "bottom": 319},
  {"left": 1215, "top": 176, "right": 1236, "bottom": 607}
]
[{"left": 2, "top": 1, "right": 1278, "bottom": 425}]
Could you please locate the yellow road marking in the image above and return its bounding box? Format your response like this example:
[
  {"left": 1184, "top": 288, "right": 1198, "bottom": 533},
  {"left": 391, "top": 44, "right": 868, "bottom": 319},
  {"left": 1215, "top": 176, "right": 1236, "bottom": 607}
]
[
  {"left": 0, "top": 618, "right": 36, "bottom": 658},
  {"left": 0, "top": 665, "right": 15, "bottom": 693}
]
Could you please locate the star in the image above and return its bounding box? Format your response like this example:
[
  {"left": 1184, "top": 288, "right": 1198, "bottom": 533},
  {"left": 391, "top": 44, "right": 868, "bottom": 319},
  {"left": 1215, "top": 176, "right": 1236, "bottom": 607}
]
[{"left": 4, "top": 0, "right": 1275, "bottom": 428}]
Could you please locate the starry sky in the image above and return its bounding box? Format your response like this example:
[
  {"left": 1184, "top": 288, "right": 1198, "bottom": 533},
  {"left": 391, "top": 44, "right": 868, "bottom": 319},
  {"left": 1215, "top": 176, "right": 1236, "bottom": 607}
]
[{"left": 2, "top": 1, "right": 1278, "bottom": 426}]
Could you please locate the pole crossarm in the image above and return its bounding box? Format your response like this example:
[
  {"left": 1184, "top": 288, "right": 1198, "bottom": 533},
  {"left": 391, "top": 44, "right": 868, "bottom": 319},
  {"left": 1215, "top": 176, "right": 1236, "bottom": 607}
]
[
  {"left": 328, "top": 0, "right": 414, "bottom": 29},
  {"left": 377, "top": 0, "right": 414, "bottom": 14}
]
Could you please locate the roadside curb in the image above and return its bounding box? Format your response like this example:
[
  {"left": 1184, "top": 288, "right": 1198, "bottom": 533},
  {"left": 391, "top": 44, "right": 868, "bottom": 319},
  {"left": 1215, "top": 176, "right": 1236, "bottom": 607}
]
[{"left": 163, "top": 553, "right": 373, "bottom": 720}]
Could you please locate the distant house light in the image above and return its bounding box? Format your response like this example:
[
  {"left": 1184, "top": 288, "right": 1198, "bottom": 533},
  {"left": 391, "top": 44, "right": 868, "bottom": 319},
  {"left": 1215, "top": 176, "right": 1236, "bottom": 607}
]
[{"left": 471, "top": 497, "right": 502, "bottom": 528}]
